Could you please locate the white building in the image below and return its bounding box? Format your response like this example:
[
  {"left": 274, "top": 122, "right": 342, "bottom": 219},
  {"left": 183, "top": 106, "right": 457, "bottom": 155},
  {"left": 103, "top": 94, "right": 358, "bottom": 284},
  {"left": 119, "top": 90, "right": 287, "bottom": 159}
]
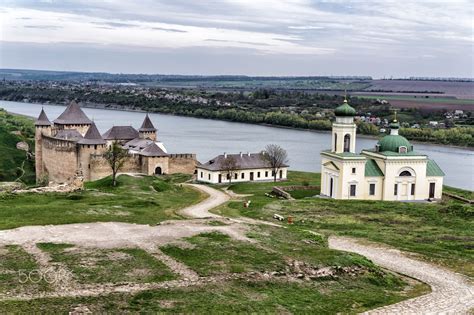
[
  {"left": 320, "top": 99, "right": 445, "bottom": 201},
  {"left": 197, "top": 152, "right": 288, "bottom": 184}
]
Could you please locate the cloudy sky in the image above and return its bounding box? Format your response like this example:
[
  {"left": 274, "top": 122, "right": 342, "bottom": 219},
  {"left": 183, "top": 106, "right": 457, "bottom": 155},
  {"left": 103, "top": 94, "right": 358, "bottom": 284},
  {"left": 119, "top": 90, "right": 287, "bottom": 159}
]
[{"left": 0, "top": 0, "right": 472, "bottom": 77}]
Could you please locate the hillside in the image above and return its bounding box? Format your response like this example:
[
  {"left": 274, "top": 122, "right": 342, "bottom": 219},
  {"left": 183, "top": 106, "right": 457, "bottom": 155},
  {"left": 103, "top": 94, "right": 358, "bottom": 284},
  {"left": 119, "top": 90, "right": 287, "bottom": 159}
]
[{"left": 0, "top": 109, "right": 35, "bottom": 184}]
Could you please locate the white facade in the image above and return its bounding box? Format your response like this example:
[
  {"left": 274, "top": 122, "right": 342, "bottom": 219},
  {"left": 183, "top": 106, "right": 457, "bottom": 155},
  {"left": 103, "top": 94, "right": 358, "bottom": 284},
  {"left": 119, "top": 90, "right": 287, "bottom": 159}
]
[
  {"left": 320, "top": 101, "right": 444, "bottom": 201},
  {"left": 197, "top": 167, "right": 288, "bottom": 184}
]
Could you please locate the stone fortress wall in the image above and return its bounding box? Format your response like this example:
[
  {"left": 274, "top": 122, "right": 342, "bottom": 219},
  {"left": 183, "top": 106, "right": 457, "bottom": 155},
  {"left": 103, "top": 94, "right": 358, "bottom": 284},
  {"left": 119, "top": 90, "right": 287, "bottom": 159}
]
[{"left": 41, "top": 135, "right": 79, "bottom": 183}]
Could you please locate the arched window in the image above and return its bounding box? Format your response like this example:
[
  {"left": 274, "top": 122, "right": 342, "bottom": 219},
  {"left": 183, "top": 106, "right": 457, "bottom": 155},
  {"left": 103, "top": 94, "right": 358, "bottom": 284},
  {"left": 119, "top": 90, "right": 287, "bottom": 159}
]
[
  {"left": 344, "top": 134, "right": 351, "bottom": 152},
  {"left": 334, "top": 134, "right": 337, "bottom": 151},
  {"left": 399, "top": 170, "right": 412, "bottom": 176},
  {"left": 399, "top": 146, "right": 407, "bottom": 153}
]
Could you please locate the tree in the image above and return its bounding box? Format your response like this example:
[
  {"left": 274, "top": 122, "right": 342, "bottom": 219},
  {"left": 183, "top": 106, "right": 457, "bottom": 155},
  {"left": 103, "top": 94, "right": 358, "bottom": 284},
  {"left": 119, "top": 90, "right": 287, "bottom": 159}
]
[
  {"left": 104, "top": 141, "right": 129, "bottom": 186},
  {"left": 221, "top": 155, "right": 239, "bottom": 184},
  {"left": 261, "top": 144, "right": 289, "bottom": 182}
]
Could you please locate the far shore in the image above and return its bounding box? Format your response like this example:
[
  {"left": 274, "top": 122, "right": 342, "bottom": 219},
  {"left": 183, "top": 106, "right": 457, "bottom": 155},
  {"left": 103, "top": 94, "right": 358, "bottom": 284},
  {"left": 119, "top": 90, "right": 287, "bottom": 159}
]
[{"left": 2, "top": 100, "right": 473, "bottom": 151}]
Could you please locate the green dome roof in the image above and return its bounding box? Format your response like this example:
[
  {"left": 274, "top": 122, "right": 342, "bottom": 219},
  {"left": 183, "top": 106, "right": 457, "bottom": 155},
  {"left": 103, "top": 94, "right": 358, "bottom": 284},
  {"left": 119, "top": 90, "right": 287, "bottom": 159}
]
[
  {"left": 335, "top": 99, "right": 356, "bottom": 117},
  {"left": 377, "top": 135, "right": 412, "bottom": 153}
]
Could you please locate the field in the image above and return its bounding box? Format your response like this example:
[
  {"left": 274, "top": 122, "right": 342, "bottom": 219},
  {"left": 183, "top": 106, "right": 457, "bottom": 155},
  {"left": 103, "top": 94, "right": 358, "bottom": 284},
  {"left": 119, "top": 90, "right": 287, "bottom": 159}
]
[
  {"left": 212, "top": 172, "right": 474, "bottom": 277},
  {"left": 0, "top": 171, "right": 434, "bottom": 313},
  {"left": 0, "top": 174, "right": 205, "bottom": 230}
]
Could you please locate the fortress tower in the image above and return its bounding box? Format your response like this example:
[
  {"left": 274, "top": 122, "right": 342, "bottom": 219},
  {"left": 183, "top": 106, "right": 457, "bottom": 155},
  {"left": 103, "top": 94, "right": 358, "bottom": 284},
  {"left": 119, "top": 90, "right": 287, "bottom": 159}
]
[
  {"left": 53, "top": 100, "right": 92, "bottom": 136},
  {"left": 139, "top": 114, "right": 157, "bottom": 141},
  {"left": 77, "top": 121, "right": 107, "bottom": 181},
  {"left": 34, "top": 108, "right": 52, "bottom": 182}
]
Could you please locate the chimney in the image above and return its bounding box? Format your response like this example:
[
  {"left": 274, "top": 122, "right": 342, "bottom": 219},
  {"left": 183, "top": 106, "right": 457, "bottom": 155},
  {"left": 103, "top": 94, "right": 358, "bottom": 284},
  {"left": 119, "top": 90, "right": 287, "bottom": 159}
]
[{"left": 224, "top": 152, "right": 227, "bottom": 158}]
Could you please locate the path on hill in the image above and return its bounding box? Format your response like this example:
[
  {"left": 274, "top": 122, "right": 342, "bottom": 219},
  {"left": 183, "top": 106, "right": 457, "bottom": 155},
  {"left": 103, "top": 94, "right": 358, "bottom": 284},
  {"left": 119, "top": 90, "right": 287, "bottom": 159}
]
[{"left": 329, "top": 236, "right": 474, "bottom": 314}]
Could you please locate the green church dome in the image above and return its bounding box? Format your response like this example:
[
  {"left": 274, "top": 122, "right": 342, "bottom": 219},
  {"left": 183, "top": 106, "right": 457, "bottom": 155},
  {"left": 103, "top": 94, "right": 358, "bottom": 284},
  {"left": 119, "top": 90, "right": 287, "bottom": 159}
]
[
  {"left": 377, "top": 135, "right": 412, "bottom": 153},
  {"left": 334, "top": 99, "right": 356, "bottom": 117}
]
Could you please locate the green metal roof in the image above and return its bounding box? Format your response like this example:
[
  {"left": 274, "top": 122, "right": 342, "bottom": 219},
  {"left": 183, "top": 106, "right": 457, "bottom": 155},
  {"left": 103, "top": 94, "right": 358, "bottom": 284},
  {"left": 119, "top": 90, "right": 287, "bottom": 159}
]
[
  {"left": 334, "top": 99, "right": 356, "bottom": 117},
  {"left": 377, "top": 134, "right": 412, "bottom": 153},
  {"left": 426, "top": 159, "right": 445, "bottom": 176},
  {"left": 363, "top": 149, "right": 426, "bottom": 157},
  {"left": 365, "top": 159, "right": 384, "bottom": 177}
]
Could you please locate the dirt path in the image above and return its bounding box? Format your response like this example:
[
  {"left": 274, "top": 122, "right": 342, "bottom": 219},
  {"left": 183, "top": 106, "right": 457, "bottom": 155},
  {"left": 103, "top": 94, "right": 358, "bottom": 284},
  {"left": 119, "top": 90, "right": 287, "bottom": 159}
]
[
  {"left": 180, "top": 184, "right": 229, "bottom": 218},
  {"left": 329, "top": 236, "right": 474, "bottom": 314}
]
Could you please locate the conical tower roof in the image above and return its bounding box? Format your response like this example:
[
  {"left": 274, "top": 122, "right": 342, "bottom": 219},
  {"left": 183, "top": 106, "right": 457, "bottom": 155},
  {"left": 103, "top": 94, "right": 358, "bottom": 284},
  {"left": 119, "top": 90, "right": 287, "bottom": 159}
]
[
  {"left": 35, "top": 108, "right": 52, "bottom": 126},
  {"left": 139, "top": 114, "right": 156, "bottom": 132},
  {"left": 54, "top": 101, "right": 92, "bottom": 125},
  {"left": 78, "top": 122, "right": 106, "bottom": 145}
]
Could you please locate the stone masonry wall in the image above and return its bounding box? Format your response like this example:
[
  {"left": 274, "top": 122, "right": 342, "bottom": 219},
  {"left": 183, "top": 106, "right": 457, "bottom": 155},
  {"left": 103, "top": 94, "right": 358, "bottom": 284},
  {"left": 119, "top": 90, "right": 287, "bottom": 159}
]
[
  {"left": 42, "top": 135, "right": 78, "bottom": 184},
  {"left": 168, "top": 154, "right": 197, "bottom": 174},
  {"left": 89, "top": 154, "right": 142, "bottom": 181}
]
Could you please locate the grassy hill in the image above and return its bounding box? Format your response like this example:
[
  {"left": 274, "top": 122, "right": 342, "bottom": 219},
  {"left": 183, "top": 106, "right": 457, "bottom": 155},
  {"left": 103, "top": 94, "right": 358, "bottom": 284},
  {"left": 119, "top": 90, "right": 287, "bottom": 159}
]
[{"left": 0, "top": 109, "right": 35, "bottom": 184}]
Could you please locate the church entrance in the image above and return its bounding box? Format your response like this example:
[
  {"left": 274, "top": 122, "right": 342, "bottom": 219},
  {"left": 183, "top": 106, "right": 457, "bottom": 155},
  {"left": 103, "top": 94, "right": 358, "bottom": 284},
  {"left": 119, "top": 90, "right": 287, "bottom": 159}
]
[
  {"left": 155, "top": 167, "right": 162, "bottom": 175},
  {"left": 329, "top": 178, "right": 334, "bottom": 197}
]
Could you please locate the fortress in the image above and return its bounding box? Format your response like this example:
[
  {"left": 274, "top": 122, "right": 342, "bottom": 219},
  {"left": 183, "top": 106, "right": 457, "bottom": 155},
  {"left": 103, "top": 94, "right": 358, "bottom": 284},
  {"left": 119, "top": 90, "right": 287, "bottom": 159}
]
[{"left": 34, "top": 101, "right": 197, "bottom": 184}]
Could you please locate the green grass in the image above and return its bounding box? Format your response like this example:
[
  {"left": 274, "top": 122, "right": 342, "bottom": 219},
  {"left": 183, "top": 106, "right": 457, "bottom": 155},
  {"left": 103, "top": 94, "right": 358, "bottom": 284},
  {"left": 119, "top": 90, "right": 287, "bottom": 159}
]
[
  {"left": 290, "top": 188, "right": 320, "bottom": 199},
  {"left": 0, "top": 277, "right": 429, "bottom": 314},
  {"left": 444, "top": 185, "right": 474, "bottom": 200},
  {"left": 161, "top": 232, "right": 286, "bottom": 276},
  {"left": 0, "top": 174, "right": 205, "bottom": 230},
  {"left": 37, "top": 243, "right": 176, "bottom": 284},
  {"left": 214, "top": 171, "right": 473, "bottom": 276},
  {"left": 0, "top": 245, "right": 50, "bottom": 295},
  {"left": 0, "top": 109, "right": 35, "bottom": 184}
]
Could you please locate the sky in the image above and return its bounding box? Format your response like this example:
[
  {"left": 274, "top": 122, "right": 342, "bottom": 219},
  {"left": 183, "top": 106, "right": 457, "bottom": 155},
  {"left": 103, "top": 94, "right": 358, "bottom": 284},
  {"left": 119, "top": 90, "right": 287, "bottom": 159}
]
[{"left": 0, "top": 0, "right": 473, "bottom": 77}]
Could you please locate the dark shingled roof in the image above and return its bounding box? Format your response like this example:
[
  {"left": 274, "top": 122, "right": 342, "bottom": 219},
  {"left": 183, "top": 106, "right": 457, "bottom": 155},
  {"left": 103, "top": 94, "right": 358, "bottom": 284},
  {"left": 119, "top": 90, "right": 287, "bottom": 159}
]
[
  {"left": 122, "top": 138, "right": 155, "bottom": 151},
  {"left": 102, "top": 126, "right": 139, "bottom": 140},
  {"left": 139, "top": 143, "right": 168, "bottom": 157},
  {"left": 55, "top": 129, "right": 83, "bottom": 142},
  {"left": 35, "top": 108, "right": 52, "bottom": 126},
  {"left": 53, "top": 101, "right": 92, "bottom": 125},
  {"left": 198, "top": 153, "right": 288, "bottom": 171},
  {"left": 78, "top": 122, "right": 106, "bottom": 145},
  {"left": 139, "top": 114, "right": 157, "bottom": 132}
]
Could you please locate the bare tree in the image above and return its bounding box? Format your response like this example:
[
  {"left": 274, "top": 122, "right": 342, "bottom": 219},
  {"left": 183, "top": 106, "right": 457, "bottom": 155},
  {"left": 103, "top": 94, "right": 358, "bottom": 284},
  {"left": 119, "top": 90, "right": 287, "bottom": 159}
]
[
  {"left": 221, "top": 155, "right": 239, "bottom": 184},
  {"left": 261, "top": 144, "right": 288, "bottom": 182},
  {"left": 104, "top": 141, "right": 129, "bottom": 186}
]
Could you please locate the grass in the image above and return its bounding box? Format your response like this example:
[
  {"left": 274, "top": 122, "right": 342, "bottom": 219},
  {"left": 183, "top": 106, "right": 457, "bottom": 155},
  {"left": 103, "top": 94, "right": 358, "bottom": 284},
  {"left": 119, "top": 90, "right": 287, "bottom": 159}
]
[
  {"left": 0, "top": 226, "right": 429, "bottom": 313},
  {"left": 290, "top": 188, "right": 320, "bottom": 199},
  {"left": 214, "top": 172, "right": 473, "bottom": 276},
  {"left": 0, "top": 245, "right": 50, "bottom": 295},
  {"left": 0, "top": 276, "right": 429, "bottom": 314},
  {"left": 161, "top": 232, "right": 286, "bottom": 276},
  {"left": 0, "top": 109, "right": 35, "bottom": 184},
  {"left": 444, "top": 185, "right": 474, "bottom": 200},
  {"left": 0, "top": 174, "right": 206, "bottom": 230},
  {"left": 37, "top": 243, "right": 176, "bottom": 284}
]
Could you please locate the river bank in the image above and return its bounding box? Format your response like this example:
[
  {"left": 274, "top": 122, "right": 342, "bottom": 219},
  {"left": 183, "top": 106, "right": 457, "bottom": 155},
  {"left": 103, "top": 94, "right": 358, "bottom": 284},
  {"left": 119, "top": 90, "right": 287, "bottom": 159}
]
[{"left": 13, "top": 100, "right": 474, "bottom": 150}]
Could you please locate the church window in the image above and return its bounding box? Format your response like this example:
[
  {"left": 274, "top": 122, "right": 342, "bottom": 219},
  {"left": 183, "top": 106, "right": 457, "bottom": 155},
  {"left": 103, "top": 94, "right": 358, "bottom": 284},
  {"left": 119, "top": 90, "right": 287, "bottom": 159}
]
[
  {"left": 394, "top": 184, "right": 398, "bottom": 195},
  {"left": 399, "top": 170, "right": 412, "bottom": 176},
  {"left": 344, "top": 134, "right": 351, "bottom": 152},
  {"left": 350, "top": 184, "right": 356, "bottom": 196},
  {"left": 352, "top": 167, "right": 356, "bottom": 174},
  {"left": 334, "top": 134, "right": 337, "bottom": 151},
  {"left": 369, "top": 183, "right": 375, "bottom": 195}
]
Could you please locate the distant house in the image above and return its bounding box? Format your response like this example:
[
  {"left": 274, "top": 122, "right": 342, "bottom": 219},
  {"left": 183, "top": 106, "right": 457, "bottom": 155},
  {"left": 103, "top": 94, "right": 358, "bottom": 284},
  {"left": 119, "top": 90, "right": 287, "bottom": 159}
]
[{"left": 197, "top": 152, "right": 289, "bottom": 184}]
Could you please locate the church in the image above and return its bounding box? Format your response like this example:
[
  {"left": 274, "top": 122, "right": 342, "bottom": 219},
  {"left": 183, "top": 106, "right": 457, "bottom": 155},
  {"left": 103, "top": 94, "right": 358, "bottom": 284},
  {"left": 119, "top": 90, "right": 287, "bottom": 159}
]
[
  {"left": 320, "top": 99, "right": 445, "bottom": 201},
  {"left": 35, "top": 101, "right": 197, "bottom": 184}
]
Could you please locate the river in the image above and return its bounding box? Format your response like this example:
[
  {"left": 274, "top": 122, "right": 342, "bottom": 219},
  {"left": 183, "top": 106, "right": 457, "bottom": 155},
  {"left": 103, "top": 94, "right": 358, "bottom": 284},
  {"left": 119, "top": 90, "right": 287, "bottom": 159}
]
[{"left": 1, "top": 100, "right": 473, "bottom": 190}]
